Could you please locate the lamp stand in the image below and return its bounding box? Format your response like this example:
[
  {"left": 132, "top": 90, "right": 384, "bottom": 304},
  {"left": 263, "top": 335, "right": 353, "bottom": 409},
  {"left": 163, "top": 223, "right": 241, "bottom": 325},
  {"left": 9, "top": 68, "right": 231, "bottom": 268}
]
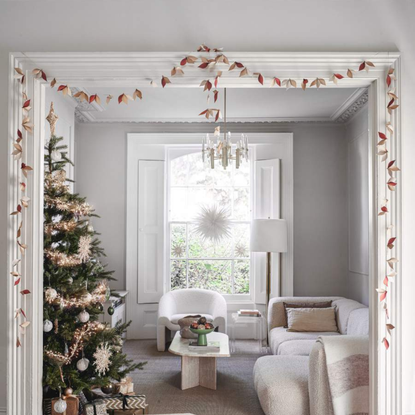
[{"left": 265, "top": 252, "right": 271, "bottom": 348}]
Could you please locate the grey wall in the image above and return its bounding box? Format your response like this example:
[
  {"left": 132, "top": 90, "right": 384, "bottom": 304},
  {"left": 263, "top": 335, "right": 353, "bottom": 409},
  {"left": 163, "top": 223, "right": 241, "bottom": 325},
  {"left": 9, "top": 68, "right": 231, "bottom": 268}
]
[
  {"left": 75, "top": 122, "right": 349, "bottom": 297},
  {"left": 346, "top": 108, "right": 369, "bottom": 305},
  {"left": 2, "top": 1, "right": 415, "bottom": 412}
]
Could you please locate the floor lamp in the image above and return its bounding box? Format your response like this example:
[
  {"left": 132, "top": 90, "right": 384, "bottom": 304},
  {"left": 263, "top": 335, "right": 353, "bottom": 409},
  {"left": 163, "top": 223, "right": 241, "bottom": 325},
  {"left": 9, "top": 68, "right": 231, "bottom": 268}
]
[{"left": 251, "top": 219, "right": 288, "bottom": 346}]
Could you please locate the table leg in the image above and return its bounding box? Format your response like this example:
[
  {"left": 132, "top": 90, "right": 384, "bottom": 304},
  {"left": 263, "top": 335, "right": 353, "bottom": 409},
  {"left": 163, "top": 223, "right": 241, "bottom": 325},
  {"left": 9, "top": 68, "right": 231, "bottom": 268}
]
[
  {"left": 199, "top": 357, "right": 217, "bottom": 390},
  {"left": 181, "top": 356, "right": 200, "bottom": 390}
]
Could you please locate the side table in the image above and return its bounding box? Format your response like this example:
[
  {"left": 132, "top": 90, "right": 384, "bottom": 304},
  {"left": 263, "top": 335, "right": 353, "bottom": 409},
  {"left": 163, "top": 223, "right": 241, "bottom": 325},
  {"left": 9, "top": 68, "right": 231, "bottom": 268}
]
[{"left": 230, "top": 313, "right": 267, "bottom": 354}]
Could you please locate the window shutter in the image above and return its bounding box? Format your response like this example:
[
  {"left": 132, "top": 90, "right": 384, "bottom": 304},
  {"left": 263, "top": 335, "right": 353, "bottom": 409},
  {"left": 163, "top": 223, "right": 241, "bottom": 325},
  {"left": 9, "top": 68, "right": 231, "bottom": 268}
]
[
  {"left": 254, "top": 159, "right": 281, "bottom": 304},
  {"left": 137, "top": 160, "right": 165, "bottom": 304}
]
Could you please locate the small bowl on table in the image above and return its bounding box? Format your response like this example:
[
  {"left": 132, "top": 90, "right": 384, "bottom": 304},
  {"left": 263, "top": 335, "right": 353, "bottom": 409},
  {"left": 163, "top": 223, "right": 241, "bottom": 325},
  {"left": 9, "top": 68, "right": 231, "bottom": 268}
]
[{"left": 189, "top": 326, "right": 215, "bottom": 346}]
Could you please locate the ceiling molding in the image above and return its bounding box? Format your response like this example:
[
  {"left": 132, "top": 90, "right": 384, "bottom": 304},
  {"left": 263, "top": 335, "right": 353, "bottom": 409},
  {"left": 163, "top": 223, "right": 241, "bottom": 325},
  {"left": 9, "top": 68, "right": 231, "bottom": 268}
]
[
  {"left": 74, "top": 90, "right": 368, "bottom": 125},
  {"left": 330, "top": 88, "right": 367, "bottom": 120},
  {"left": 334, "top": 89, "right": 368, "bottom": 124}
]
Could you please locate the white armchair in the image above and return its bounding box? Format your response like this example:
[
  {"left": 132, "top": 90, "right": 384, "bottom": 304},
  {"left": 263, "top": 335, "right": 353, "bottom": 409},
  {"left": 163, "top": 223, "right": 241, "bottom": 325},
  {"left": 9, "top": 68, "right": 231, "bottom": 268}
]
[{"left": 157, "top": 288, "right": 227, "bottom": 351}]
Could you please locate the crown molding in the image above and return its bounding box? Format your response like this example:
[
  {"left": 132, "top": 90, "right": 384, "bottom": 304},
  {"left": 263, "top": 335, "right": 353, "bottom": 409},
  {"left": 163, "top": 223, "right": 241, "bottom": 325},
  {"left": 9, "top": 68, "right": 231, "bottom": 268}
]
[{"left": 74, "top": 91, "right": 368, "bottom": 125}]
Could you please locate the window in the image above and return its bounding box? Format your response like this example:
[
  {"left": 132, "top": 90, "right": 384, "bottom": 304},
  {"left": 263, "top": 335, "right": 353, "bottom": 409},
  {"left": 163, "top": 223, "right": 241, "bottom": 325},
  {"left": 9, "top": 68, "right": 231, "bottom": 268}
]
[{"left": 168, "top": 150, "right": 252, "bottom": 295}]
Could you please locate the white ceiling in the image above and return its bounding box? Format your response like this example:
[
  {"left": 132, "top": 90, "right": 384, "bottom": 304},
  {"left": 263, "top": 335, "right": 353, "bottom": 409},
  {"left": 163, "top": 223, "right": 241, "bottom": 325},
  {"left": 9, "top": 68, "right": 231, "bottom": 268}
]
[{"left": 73, "top": 86, "right": 366, "bottom": 123}]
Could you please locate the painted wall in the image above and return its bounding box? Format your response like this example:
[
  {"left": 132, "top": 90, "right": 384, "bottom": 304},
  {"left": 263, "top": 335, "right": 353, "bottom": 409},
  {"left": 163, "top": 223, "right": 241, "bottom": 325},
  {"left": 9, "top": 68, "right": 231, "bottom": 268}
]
[
  {"left": 346, "top": 107, "right": 369, "bottom": 306},
  {"left": 74, "top": 122, "right": 349, "bottom": 298},
  {"left": 1, "top": 1, "right": 415, "bottom": 412}
]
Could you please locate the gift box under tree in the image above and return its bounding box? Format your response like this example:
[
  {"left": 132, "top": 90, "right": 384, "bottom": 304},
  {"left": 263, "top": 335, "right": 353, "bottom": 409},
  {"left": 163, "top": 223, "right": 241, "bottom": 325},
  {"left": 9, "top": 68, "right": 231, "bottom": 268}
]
[
  {"left": 100, "top": 394, "right": 147, "bottom": 412},
  {"left": 83, "top": 399, "right": 107, "bottom": 415}
]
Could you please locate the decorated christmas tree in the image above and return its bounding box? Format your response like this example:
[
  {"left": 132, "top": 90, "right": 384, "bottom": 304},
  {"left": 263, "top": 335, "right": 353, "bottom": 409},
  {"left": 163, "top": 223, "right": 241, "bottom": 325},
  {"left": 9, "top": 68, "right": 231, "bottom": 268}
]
[{"left": 43, "top": 104, "right": 145, "bottom": 405}]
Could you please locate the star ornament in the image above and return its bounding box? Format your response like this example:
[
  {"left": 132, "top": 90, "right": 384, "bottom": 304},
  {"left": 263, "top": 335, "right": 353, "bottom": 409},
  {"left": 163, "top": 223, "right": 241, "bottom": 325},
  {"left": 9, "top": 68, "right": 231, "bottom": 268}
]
[{"left": 193, "top": 205, "right": 231, "bottom": 243}]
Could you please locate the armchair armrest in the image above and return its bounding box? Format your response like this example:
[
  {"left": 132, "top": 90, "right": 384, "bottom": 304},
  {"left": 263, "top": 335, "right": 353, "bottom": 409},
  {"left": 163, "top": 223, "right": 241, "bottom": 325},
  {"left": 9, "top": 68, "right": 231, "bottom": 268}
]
[{"left": 157, "top": 292, "right": 176, "bottom": 325}]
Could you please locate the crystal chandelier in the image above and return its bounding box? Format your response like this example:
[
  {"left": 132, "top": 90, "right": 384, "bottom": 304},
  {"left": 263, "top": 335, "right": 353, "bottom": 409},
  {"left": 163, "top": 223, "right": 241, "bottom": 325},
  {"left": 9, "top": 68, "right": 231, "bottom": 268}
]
[{"left": 202, "top": 88, "right": 249, "bottom": 169}]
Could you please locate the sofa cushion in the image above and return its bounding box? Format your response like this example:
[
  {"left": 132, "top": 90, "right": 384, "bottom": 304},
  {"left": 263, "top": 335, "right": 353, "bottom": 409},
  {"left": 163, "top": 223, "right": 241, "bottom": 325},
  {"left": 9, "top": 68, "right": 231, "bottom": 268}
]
[
  {"left": 347, "top": 307, "right": 369, "bottom": 336},
  {"left": 283, "top": 301, "right": 333, "bottom": 327},
  {"left": 332, "top": 298, "right": 366, "bottom": 334},
  {"left": 270, "top": 327, "right": 340, "bottom": 356},
  {"left": 278, "top": 340, "right": 317, "bottom": 356},
  {"left": 254, "top": 356, "right": 310, "bottom": 415},
  {"left": 286, "top": 307, "right": 339, "bottom": 333},
  {"left": 269, "top": 297, "right": 342, "bottom": 331}
]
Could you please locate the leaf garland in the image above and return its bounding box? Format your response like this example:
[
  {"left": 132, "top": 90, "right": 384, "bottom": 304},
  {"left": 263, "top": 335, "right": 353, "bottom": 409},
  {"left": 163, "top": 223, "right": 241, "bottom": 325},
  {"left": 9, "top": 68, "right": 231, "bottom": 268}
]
[
  {"left": 11, "top": 87, "right": 33, "bottom": 347},
  {"left": 14, "top": 46, "right": 401, "bottom": 354}
]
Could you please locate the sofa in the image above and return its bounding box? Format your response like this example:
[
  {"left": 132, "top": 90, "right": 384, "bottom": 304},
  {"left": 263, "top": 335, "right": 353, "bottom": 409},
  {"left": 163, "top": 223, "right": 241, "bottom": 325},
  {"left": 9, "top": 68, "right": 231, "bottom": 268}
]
[
  {"left": 253, "top": 297, "right": 369, "bottom": 415},
  {"left": 157, "top": 288, "right": 227, "bottom": 352}
]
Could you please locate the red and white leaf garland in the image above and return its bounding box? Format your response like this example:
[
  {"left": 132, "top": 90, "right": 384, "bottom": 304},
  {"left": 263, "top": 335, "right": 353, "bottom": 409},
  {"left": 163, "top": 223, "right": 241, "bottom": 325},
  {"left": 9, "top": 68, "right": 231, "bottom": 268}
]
[
  {"left": 12, "top": 68, "right": 34, "bottom": 347},
  {"left": 13, "top": 47, "right": 400, "bottom": 351}
]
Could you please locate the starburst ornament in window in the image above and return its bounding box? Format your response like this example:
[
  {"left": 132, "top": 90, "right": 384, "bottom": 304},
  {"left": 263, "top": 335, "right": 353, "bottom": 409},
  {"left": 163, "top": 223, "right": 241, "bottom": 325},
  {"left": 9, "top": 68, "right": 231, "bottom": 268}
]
[
  {"left": 193, "top": 205, "right": 231, "bottom": 243},
  {"left": 78, "top": 235, "right": 92, "bottom": 263},
  {"left": 93, "top": 342, "right": 112, "bottom": 376},
  {"left": 235, "top": 243, "right": 248, "bottom": 257},
  {"left": 172, "top": 244, "right": 185, "bottom": 257}
]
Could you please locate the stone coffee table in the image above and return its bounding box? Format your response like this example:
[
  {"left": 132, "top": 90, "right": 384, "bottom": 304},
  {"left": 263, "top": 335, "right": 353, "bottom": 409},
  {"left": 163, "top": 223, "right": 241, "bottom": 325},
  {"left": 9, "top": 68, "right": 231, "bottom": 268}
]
[{"left": 168, "top": 331, "right": 230, "bottom": 391}]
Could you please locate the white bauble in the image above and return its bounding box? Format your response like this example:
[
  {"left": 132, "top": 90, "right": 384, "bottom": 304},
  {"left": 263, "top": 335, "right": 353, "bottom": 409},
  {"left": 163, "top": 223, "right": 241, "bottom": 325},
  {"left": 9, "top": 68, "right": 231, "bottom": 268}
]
[
  {"left": 43, "top": 319, "right": 53, "bottom": 333},
  {"left": 78, "top": 310, "right": 90, "bottom": 323},
  {"left": 66, "top": 276, "right": 73, "bottom": 285},
  {"left": 82, "top": 292, "right": 92, "bottom": 303},
  {"left": 53, "top": 398, "right": 67, "bottom": 414},
  {"left": 77, "top": 357, "right": 89, "bottom": 372},
  {"left": 51, "top": 150, "right": 62, "bottom": 162},
  {"left": 87, "top": 225, "right": 94, "bottom": 233},
  {"left": 45, "top": 287, "right": 57, "bottom": 302}
]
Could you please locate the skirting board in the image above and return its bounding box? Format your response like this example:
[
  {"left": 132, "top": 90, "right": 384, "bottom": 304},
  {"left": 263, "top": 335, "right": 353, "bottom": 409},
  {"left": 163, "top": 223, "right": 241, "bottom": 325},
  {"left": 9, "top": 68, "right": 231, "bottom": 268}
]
[{"left": 0, "top": 408, "right": 6, "bottom": 414}]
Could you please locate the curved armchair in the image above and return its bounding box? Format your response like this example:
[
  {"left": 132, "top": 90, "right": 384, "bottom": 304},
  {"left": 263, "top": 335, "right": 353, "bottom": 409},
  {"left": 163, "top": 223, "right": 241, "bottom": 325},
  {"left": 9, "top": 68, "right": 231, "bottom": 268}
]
[{"left": 157, "top": 288, "right": 227, "bottom": 351}]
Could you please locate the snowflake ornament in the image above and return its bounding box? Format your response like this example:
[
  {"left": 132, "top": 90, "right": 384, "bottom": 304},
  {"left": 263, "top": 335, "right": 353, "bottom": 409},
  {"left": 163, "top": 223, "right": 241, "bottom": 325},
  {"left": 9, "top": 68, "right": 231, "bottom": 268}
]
[
  {"left": 93, "top": 342, "right": 112, "bottom": 376},
  {"left": 78, "top": 235, "right": 92, "bottom": 263},
  {"left": 235, "top": 243, "right": 248, "bottom": 257},
  {"left": 172, "top": 244, "right": 185, "bottom": 257},
  {"left": 193, "top": 205, "right": 231, "bottom": 243}
]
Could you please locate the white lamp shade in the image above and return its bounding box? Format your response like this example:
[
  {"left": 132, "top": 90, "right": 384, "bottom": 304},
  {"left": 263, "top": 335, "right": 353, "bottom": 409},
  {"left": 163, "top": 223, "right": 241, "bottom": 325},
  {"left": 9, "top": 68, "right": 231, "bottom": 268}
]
[{"left": 250, "top": 219, "right": 288, "bottom": 253}]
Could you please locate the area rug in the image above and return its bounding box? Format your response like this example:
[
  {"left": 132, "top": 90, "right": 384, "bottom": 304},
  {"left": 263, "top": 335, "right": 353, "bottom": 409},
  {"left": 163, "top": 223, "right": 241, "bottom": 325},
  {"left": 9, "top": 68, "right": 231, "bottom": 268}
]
[{"left": 123, "top": 340, "right": 266, "bottom": 415}]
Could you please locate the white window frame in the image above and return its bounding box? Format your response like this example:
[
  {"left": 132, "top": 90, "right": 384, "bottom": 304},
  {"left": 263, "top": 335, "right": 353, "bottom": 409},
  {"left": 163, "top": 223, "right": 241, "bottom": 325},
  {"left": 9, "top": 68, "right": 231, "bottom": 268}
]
[{"left": 166, "top": 145, "right": 255, "bottom": 303}]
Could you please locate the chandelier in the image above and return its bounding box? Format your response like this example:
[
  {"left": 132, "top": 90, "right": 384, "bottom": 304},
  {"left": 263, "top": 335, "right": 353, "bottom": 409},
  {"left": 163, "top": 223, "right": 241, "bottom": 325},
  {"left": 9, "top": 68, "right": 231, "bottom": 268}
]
[{"left": 202, "top": 88, "right": 249, "bottom": 170}]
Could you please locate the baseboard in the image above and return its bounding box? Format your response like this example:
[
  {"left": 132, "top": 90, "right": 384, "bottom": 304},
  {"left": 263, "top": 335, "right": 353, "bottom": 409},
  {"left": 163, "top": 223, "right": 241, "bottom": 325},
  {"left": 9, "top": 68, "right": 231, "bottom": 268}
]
[{"left": 0, "top": 407, "right": 6, "bottom": 414}]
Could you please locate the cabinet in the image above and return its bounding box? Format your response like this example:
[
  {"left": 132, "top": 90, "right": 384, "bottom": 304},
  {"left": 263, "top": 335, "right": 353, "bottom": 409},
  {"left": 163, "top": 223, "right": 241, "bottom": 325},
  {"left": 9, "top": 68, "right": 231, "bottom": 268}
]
[{"left": 100, "top": 290, "right": 128, "bottom": 337}]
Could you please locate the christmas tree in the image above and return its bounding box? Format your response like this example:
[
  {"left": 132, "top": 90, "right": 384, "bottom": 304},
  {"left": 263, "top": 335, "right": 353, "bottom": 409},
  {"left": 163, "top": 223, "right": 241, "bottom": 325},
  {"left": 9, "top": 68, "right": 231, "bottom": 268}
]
[{"left": 43, "top": 104, "right": 145, "bottom": 399}]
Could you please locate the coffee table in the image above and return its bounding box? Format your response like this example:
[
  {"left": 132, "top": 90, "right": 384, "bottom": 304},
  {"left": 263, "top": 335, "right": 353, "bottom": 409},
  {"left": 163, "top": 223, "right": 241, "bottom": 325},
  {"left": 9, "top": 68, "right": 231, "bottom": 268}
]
[{"left": 168, "top": 331, "right": 230, "bottom": 391}]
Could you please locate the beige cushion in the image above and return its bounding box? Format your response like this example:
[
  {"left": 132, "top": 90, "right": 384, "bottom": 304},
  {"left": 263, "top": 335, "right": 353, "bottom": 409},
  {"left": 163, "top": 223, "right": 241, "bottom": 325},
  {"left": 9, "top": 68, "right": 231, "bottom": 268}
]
[
  {"left": 283, "top": 301, "right": 333, "bottom": 328},
  {"left": 268, "top": 297, "right": 342, "bottom": 330},
  {"left": 286, "top": 307, "right": 338, "bottom": 333}
]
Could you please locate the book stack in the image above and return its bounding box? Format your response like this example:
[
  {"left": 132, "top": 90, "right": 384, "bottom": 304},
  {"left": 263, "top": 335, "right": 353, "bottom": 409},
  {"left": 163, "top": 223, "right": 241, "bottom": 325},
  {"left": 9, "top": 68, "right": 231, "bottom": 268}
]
[
  {"left": 237, "top": 309, "right": 262, "bottom": 317},
  {"left": 188, "top": 341, "right": 220, "bottom": 352}
]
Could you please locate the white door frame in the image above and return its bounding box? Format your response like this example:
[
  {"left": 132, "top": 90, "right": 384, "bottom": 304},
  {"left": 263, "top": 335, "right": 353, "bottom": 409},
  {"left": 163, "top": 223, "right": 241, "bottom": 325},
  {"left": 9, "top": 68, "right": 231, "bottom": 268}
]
[{"left": 7, "top": 51, "right": 401, "bottom": 415}]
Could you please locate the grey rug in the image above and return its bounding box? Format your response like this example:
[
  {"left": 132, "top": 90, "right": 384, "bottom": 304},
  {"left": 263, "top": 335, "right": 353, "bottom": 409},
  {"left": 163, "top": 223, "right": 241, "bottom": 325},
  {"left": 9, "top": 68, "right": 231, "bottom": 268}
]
[{"left": 123, "top": 340, "right": 266, "bottom": 415}]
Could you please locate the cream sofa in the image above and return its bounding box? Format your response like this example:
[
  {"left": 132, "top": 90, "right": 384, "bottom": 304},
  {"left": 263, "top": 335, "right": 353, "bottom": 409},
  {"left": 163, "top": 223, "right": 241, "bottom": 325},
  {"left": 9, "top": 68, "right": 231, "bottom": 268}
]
[
  {"left": 157, "top": 288, "right": 227, "bottom": 352},
  {"left": 253, "top": 297, "right": 369, "bottom": 415}
]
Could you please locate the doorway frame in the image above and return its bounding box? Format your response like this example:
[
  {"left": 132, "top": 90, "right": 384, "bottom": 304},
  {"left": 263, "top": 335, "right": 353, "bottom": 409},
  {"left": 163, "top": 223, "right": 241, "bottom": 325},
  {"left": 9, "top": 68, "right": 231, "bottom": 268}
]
[{"left": 7, "top": 51, "right": 401, "bottom": 415}]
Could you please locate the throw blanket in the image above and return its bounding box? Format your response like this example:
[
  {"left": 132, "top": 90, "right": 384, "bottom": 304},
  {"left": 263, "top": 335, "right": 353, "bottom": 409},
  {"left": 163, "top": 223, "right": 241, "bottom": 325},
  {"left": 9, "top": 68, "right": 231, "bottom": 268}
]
[{"left": 318, "top": 335, "right": 369, "bottom": 415}]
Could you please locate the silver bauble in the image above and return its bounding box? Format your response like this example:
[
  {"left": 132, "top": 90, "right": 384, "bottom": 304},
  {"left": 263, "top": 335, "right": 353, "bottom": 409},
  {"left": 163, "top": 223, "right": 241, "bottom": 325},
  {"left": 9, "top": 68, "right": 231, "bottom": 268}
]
[
  {"left": 76, "top": 357, "right": 89, "bottom": 372},
  {"left": 87, "top": 225, "right": 94, "bottom": 233},
  {"left": 43, "top": 319, "right": 53, "bottom": 333},
  {"left": 53, "top": 398, "right": 67, "bottom": 414},
  {"left": 45, "top": 287, "right": 57, "bottom": 301},
  {"left": 67, "top": 277, "right": 73, "bottom": 285},
  {"left": 78, "top": 310, "right": 90, "bottom": 323}
]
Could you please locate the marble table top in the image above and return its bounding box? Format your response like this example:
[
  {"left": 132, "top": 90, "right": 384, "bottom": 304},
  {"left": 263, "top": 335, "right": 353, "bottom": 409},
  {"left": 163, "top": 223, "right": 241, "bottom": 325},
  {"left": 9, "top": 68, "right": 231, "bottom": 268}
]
[{"left": 168, "top": 331, "right": 230, "bottom": 358}]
